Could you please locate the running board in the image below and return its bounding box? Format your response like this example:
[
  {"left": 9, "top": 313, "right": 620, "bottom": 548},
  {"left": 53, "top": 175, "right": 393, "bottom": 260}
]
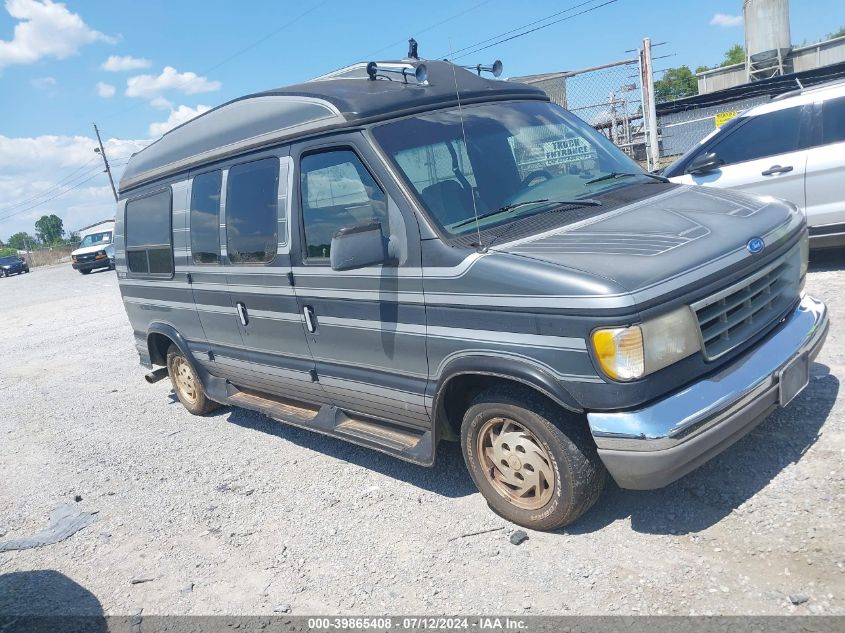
[{"left": 226, "top": 385, "right": 434, "bottom": 466}]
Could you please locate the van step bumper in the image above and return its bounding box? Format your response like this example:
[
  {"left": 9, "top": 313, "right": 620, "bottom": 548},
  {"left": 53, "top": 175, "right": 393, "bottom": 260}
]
[{"left": 588, "top": 294, "right": 829, "bottom": 490}]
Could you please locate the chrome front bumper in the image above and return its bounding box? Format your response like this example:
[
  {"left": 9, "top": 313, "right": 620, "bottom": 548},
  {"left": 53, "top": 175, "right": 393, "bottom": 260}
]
[{"left": 588, "top": 294, "right": 829, "bottom": 490}]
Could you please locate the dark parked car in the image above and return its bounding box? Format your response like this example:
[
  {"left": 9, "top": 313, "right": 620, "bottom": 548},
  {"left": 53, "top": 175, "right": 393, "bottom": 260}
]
[{"left": 0, "top": 255, "right": 29, "bottom": 277}]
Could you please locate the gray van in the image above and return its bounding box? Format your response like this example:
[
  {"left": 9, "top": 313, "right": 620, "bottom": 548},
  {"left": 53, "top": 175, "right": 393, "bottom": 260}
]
[{"left": 116, "top": 60, "right": 828, "bottom": 530}]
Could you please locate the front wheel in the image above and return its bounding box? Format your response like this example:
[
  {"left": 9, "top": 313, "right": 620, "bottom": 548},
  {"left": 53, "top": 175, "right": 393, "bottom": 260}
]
[
  {"left": 79, "top": 269, "right": 91, "bottom": 275},
  {"left": 166, "top": 345, "right": 220, "bottom": 415},
  {"left": 461, "top": 386, "right": 606, "bottom": 531}
]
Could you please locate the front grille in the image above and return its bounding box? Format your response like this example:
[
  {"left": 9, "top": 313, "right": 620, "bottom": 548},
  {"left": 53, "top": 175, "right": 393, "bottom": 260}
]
[
  {"left": 76, "top": 253, "right": 95, "bottom": 262},
  {"left": 692, "top": 247, "right": 801, "bottom": 360}
]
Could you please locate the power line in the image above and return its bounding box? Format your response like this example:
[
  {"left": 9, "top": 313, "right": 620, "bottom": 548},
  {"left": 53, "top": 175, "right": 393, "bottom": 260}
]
[
  {"left": 439, "top": 0, "right": 614, "bottom": 60},
  {"left": 90, "top": 0, "right": 332, "bottom": 131},
  {"left": 366, "top": 0, "right": 495, "bottom": 58},
  {"left": 448, "top": 0, "right": 621, "bottom": 61},
  {"left": 0, "top": 156, "right": 101, "bottom": 215},
  {"left": 204, "top": 0, "right": 331, "bottom": 76},
  {"left": 0, "top": 171, "right": 107, "bottom": 224}
]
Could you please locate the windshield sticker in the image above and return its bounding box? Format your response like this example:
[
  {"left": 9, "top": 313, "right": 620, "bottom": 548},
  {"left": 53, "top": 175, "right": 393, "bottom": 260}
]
[{"left": 540, "top": 138, "right": 598, "bottom": 166}]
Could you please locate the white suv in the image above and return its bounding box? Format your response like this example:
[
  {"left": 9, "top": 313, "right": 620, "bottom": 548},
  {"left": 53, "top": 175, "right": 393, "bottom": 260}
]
[{"left": 664, "top": 80, "right": 845, "bottom": 248}]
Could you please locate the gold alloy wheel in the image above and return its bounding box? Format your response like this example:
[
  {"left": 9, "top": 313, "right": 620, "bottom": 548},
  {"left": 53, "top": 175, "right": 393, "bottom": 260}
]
[
  {"left": 171, "top": 356, "right": 199, "bottom": 405},
  {"left": 477, "top": 417, "right": 556, "bottom": 510}
]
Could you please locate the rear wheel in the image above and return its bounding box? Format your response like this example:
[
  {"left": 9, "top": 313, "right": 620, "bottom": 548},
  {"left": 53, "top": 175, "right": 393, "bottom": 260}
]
[
  {"left": 461, "top": 386, "right": 606, "bottom": 531},
  {"left": 166, "top": 345, "right": 220, "bottom": 415}
]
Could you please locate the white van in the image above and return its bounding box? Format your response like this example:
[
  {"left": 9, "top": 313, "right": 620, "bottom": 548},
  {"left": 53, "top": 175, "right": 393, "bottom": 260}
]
[{"left": 71, "top": 220, "right": 115, "bottom": 274}]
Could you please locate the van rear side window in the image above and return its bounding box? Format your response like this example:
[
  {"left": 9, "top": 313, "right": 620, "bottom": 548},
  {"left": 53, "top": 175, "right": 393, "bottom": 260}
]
[
  {"left": 190, "top": 171, "right": 222, "bottom": 264},
  {"left": 226, "top": 158, "right": 279, "bottom": 263},
  {"left": 125, "top": 189, "right": 173, "bottom": 275}
]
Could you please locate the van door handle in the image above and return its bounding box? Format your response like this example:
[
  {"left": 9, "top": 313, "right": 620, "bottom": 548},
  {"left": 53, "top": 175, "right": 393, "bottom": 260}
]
[
  {"left": 303, "top": 305, "right": 317, "bottom": 333},
  {"left": 761, "top": 164, "right": 793, "bottom": 176},
  {"left": 236, "top": 302, "right": 249, "bottom": 327}
]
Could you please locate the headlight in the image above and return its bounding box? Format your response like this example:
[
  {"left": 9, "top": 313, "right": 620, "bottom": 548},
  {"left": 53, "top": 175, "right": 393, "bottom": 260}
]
[
  {"left": 592, "top": 306, "right": 701, "bottom": 381},
  {"left": 592, "top": 325, "right": 644, "bottom": 381}
]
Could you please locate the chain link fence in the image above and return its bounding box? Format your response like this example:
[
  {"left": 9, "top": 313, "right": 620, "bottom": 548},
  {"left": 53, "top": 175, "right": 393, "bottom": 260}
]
[
  {"left": 511, "top": 57, "right": 649, "bottom": 165},
  {"left": 653, "top": 95, "right": 770, "bottom": 168}
]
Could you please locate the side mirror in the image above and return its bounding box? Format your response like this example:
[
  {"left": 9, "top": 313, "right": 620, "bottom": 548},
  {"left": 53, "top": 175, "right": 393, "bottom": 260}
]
[
  {"left": 687, "top": 152, "right": 721, "bottom": 175},
  {"left": 330, "top": 222, "right": 387, "bottom": 271}
]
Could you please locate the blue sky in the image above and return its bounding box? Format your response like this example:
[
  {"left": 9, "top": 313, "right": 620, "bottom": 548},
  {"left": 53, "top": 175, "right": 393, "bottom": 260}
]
[{"left": 1, "top": 0, "right": 844, "bottom": 240}]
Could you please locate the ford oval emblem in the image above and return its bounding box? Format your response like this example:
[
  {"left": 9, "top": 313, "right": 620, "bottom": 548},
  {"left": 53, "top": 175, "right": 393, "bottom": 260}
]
[{"left": 747, "top": 237, "right": 765, "bottom": 254}]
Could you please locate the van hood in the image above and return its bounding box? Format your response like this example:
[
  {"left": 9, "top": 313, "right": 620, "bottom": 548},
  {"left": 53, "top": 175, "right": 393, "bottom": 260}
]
[
  {"left": 492, "top": 185, "right": 803, "bottom": 304},
  {"left": 72, "top": 244, "right": 112, "bottom": 256}
]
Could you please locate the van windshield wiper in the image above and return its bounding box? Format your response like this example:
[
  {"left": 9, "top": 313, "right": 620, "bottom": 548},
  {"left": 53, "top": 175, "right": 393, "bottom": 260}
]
[
  {"left": 452, "top": 198, "right": 602, "bottom": 229},
  {"left": 585, "top": 171, "right": 669, "bottom": 185}
]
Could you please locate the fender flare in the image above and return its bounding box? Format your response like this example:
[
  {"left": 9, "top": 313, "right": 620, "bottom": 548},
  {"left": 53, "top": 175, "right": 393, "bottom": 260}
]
[
  {"left": 146, "top": 322, "right": 204, "bottom": 379},
  {"left": 431, "top": 355, "right": 584, "bottom": 437}
]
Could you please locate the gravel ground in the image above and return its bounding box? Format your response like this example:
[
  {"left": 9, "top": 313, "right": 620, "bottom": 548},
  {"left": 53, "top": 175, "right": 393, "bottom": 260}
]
[{"left": 1, "top": 256, "right": 844, "bottom": 617}]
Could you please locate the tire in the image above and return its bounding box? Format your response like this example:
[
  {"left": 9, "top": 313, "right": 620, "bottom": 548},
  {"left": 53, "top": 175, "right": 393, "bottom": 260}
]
[
  {"left": 166, "top": 344, "right": 220, "bottom": 415},
  {"left": 79, "top": 269, "right": 91, "bottom": 275},
  {"left": 461, "top": 385, "right": 606, "bottom": 531}
]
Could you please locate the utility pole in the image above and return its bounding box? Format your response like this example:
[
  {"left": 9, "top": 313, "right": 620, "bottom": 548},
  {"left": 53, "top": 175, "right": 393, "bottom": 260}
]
[
  {"left": 639, "top": 37, "right": 660, "bottom": 172},
  {"left": 93, "top": 123, "right": 118, "bottom": 203}
]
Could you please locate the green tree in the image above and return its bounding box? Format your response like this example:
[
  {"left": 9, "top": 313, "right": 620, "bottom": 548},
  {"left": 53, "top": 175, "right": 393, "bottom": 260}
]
[
  {"left": 654, "top": 65, "right": 698, "bottom": 102},
  {"left": 721, "top": 44, "right": 745, "bottom": 67},
  {"left": 697, "top": 44, "right": 747, "bottom": 74},
  {"left": 34, "top": 213, "right": 64, "bottom": 245},
  {"left": 827, "top": 26, "right": 845, "bottom": 39},
  {"left": 6, "top": 232, "right": 36, "bottom": 251},
  {"left": 66, "top": 231, "right": 80, "bottom": 246}
]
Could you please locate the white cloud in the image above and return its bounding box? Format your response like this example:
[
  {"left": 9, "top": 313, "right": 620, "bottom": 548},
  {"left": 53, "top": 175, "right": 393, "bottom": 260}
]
[
  {"left": 96, "top": 81, "right": 115, "bottom": 98},
  {"left": 0, "top": 134, "right": 148, "bottom": 240},
  {"left": 29, "top": 75, "right": 55, "bottom": 89},
  {"left": 148, "top": 104, "right": 211, "bottom": 137},
  {"left": 0, "top": 0, "right": 116, "bottom": 70},
  {"left": 710, "top": 13, "right": 743, "bottom": 27},
  {"left": 149, "top": 95, "right": 172, "bottom": 109},
  {"left": 101, "top": 54, "right": 150, "bottom": 71},
  {"left": 126, "top": 66, "right": 221, "bottom": 100}
]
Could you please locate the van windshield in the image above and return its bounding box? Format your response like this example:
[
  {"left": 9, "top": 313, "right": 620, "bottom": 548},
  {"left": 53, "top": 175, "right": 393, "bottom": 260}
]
[
  {"left": 79, "top": 231, "right": 112, "bottom": 247},
  {"left": 371, "top": 101, "right": 647, "bottom": 238}
]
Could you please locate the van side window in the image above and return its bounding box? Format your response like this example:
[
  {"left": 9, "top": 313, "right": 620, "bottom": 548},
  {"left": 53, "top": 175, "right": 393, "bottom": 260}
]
[
  {"left": 226, "top": 158, "right": 279, "bottom": 263},
  {"left": 125, "top": 189, "right": 172, "bottom": 275},
  {"left": 822, "top": 96, "right": 845, "bottom": 145},
  {"left": 190, "top": 170, "right": 221, "bottom": 264},
  {"left": 707, "top": 106, "right": 803, "bottom": 166},
  {"left": 300, "top": 149, "right": 387, "bottom": 260}
]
